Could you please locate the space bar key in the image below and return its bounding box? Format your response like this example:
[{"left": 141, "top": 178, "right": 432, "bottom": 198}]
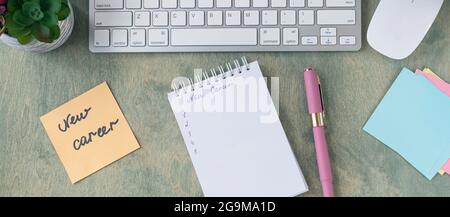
[{"left": 171, "top": 28, "right": 257, "bottom": 46}]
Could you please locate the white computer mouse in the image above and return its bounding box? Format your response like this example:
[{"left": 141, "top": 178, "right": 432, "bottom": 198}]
[{"left": 367, "top": 0, "right": 444, "bottom": 60}]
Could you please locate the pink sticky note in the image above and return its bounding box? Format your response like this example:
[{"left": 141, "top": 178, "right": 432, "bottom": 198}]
[
  {"left": 442, "top": 160, "right": 450, "bottom": 175},
  {"left": 416, "top": 69, "right": 450, "bottom": 175},
  {"left": 416, "top": 69, "right": 450, "bottom": 96}
]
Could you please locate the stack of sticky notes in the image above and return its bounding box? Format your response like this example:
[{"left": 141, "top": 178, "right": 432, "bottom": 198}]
[
  {"left": 364, "top": 67, "right": 450, "bottom": 180},
  {"left": 417, "top": 68, "right": 450, "bottom": 177}
]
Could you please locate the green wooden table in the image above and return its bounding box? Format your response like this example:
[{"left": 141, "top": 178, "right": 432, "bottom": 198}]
[{"left": 1, "top": 1, "right": 449, "bottom": 197}]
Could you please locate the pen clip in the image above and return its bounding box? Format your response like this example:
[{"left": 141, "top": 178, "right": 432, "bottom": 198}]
[{"left": 317, "top": 75, "right": 325, "bottom": 115}]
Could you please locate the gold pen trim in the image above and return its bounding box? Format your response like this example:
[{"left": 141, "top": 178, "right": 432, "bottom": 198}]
[{"left": 311, "top": 112, "right": 325, "bottom": 127}]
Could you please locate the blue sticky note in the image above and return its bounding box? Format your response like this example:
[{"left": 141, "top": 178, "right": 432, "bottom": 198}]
[{"left": 363, "top": 68, "right": 450, "bottom": 180}]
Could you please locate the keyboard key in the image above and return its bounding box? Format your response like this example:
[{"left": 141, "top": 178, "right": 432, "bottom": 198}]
[
  {"left": 281, "top": 10, "right": 296, "bottom": 25},
  {"left": 244, "top": 11, "right": 259, "bottom": 25},
  {"left": 171, "top": 28, "right": 257, "bottom": 46},
  {"left": 135, "top": 11, "right": 150, "bottom": 27},
  {"left": 130, "top": 29, "right": 146, "bottom": 46},
  {"left": 321, "top": 36, "right": 336, "bottom": 45},
  {"left": 253, "top": 0, "right": 269, "bottom": 7},
  {"left": 189, "top": 11, "right": 205, "bottom": 26},
  {"left": 302, "top": 36, "right": 317, "bottom": 45},
  {"left": 217, "top": 0, "right": 232, "bottom": 8},
  {"left": 95, "top": 12, "right": 132, "bottom": 26},
  {"left": 153, "top": 11, "right": 169, "bottom": 26},
  {"left": 326, "top": 0, "right": 355, "bottom": 7},
  {"left": 235, "top": 0, "right": 250, "bottom": 8},
  {"left": 317, "top": 10, "right": 355, "bottom": 25},
  {"left": 149, "top": 29, "right": 169, "bottom": 46},
  {"left": 340, "top": 36, "right": 356, "bottom": 45},
  {"left": 320, "top": 27, "right": 336, "bottom": 36},
  {"left": 283, "top": 28, "right": 298, "bottom": 45},
  {"left": 95, "top": 0, "right": 123, "bottom": 9},
  {"left": 94, "top": 30, "right": 110, "bottom": 46},
  {"left": 226, "top": 11, "right": 241, "bottom": 26},
  {"left": 298, "top": 10, "right": 314, "bottom": 25},
  {"left": 143, "top": 0, "right": 159, "bottom": 8},
  {"left": 290, "top": 0, "right": 305, "bottom": 7},
  {"left": 271, "top": 0, "right": 287, "bottom": 7},
  {"left": 262, "top": 10, "right": 277, "bottom": 25},
  {"left": 260, "top": 28, "right": 280, "bottom": 45},
  {"left": 112, "top": 29, "right": 128, "bottom": 46},
  {"left": 308, "top": 0, "right": 323, "bottom": 7},
  {"left": 162, "top": 0, "right": 177, "bottom": 8},
  {"left": 198, "top": 0, "right": 214, "bottom": 8},
  {"left": 126, "top": 0, "right": 141, "bottom": 9},
  {"left": 180, "top": 0, "right": 195, "bottom": 8},
  {"left": 171, "top": 11, "right": 187, "bottom": 26},
  {"left": 207, "top": 11, "right": 223, "bottom": 26}
]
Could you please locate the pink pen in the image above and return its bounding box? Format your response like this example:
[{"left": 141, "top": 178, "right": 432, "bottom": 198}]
[{"left": 304, "top": 67, "right": 334, "bottom": 197}]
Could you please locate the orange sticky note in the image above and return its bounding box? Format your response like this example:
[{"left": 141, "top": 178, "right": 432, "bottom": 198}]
[{"left": 40, "top": 82, "right": 140, "bottom": 183}]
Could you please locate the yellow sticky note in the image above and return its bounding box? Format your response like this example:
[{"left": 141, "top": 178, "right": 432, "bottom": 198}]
[
  {"left": 40, "top": 82, "right": 140, "bottom": 183},
  {"left": 423, "top": 68, "right": 441, "bottom": 80}
]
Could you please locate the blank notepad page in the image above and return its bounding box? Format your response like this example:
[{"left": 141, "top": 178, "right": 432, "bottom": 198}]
[{"left": 168, "top": 61, "right": 308, "bottom": 197}]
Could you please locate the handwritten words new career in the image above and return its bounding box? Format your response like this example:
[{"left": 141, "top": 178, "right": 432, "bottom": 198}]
[{"left": 57, "top": 107, "right": 119, "bottom": 150}]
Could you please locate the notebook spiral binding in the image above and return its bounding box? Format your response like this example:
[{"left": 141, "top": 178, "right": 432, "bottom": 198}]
[{"left": 172, "top": 56, "right": 251, "bottom": 95}]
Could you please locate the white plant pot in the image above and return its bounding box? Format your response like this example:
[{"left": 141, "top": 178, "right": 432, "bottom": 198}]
[{"left": 0, "top": 2, "right": 74, "bottom": 53}]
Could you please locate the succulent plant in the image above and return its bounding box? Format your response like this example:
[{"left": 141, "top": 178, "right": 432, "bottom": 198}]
[{"left": 4, "top": 0, "right": 70, "bottom": 44}]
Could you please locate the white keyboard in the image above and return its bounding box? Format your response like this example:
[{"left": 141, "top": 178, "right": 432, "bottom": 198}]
[{"left": 89, "top": 0, "right": 361, "bottom": 53}]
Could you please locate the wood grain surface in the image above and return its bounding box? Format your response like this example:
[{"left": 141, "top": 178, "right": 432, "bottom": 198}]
[{"left": 0, "top": 0, "right": 449, "bottom": 196}]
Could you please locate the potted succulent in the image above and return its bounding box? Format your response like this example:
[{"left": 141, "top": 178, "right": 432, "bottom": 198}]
[{"left": 0, "top": 0, "right": 74, "bottom": 52}]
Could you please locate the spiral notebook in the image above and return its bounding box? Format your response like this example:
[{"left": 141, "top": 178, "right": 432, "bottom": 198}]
[{"left": 168, "top": 57, "right": 308, "bottom": 197}]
